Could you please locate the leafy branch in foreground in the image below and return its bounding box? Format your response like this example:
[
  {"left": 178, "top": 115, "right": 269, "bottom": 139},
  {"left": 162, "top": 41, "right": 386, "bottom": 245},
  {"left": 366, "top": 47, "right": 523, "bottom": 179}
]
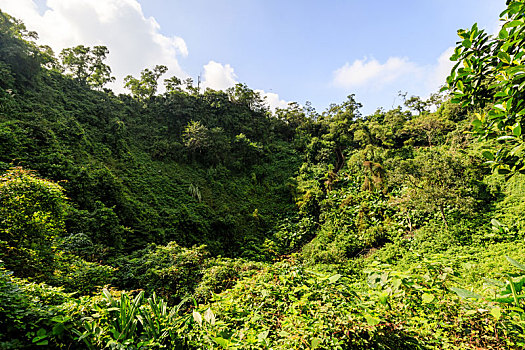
[{"left": 446, "top": 0, "right": 525, "bottom": 176}]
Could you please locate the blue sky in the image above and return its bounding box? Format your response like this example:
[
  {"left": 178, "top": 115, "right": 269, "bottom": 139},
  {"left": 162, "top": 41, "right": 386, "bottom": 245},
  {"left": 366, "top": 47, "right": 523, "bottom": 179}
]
[{"left": 1, "top": 0, "right": 507, "bottom": 115}]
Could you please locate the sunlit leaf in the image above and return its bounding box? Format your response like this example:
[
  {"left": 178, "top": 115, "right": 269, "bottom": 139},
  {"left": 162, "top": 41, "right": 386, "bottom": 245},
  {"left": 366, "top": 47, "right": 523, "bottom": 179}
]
[
  {"left": 450, "top": 287, "right": 482, "bottom": 299},
  {"left": 311, "top": 337, "right": 322, "bottom": 349},
  {"left": 506, "top": 256, "right": 525, "bottom": 271},
  {"left": 364, "top": 314, "right": 381, "bottom": 326},
  {"left": 422, "top": 293, "right": 435, "bottom": 303},
  {"left": 192, "top": 310, "right": 202, "bottom": 326},
  {"left": 328, "top": 274, "right": 341, "bottom": 284}
]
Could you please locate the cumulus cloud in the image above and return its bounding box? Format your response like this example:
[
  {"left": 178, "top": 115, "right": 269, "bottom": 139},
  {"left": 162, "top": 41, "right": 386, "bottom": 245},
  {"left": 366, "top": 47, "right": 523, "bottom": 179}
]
[
  {"left": 201, "top": 60, "right": 237, "bottom": 91},
  {"left": 201, "top": 60, "right": 289, "bottom": 111},
  {"left": 333, "top": 47, "right": 456, "bottom": 97},
  {"left": 425, "top": 47, "right": 455, "bottom": 91},
  {"left": 257, "top": 90, "right": 289, "bottom": 111},
  {"left": 0, "top": 1, "right": 290, "bottom": 111},
  {"left": 0, "top": 0, "right": 189, "bottom": 92},
  {"left": 333, "top": 56, "right": 421, "bottom": 89}
]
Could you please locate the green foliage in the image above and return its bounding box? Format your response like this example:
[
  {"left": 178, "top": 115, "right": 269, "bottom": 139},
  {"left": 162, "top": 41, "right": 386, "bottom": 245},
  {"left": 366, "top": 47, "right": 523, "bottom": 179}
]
[
  {"left": 60, "top": 45, "right": 115, "bottom": 89},
  {"left": 114, "top": 242, "right": 209, "bottom": 303},
  {"left": 52, "top": 253, "right": 115, "bottom": 294},
  {"left": 0, "top": 10, "right": 42, "bottom": 86},
  {"left": 183, "top": 120, "right": 211, "bottom": 154},
  {"left": 3, "top": 7, "right": 525, "bottom": 349},
  {"left": 450, "top": 255, "right": 525, "bottom": 347},
  {"left": 76, "top": 289, "right": 189, "bottom": 349},
  {"left": 124, "top": 65, "right": 168, "bottom": 102},
  {"left": 193, "top": 257, "right": 263, "bottom": 301},
  {"left": 0, "top": 168, "right": 68, "bottom": 278},
  {"left": 0, "top": 263, "right": 80, "bottom": 349},
  {"left": 388, "top": 147, "right": 484, "bottom": 229},
  {"left": 446, "top": 0, "right": 525, "bottom": 175}
]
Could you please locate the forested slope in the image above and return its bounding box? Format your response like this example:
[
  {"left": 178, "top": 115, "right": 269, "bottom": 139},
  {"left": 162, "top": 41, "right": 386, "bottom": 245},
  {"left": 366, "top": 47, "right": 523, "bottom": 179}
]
[{"left": 1, "top": 2, "right": 525, "bottom": 349}]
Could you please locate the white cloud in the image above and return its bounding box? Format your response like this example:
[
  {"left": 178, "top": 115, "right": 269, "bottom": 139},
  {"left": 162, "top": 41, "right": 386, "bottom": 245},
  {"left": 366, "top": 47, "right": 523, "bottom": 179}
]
[
  {"left": 425, "top": 47, "right": 455, "bottom": 91},
  {"left": 257, "top": 90, "right": 289, "bottom": 111},
  {"left": 201, "top": 60, "right": 237, "bottom": 91},
  {"left": 0, "top": 1, "right": 291, "bottom": 111},
  {"left": 0, "top": 0, "right": 189, "bottom": 92},
  {"left": 201, "top": 60, "right": 289, "bottom": 112},
  {"left": 333, "top": 47, "right": 456, "bottom": 97},
  {"left": 333, "top": 56, "right": 421, "bottom": 89}
]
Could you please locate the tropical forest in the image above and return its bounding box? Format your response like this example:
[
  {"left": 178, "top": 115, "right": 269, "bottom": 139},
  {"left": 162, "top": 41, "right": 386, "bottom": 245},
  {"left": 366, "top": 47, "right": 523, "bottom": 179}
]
[{"left": 1, "top": 1, "right": 525, "bottom": 349}]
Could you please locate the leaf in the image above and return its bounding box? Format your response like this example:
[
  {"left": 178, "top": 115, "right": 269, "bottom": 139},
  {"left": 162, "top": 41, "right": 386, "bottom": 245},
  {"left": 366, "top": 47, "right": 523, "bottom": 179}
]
[
  {"left": 472, "top": 118, "right": 483, "bottom": 129},
  {"left": 498, "top": 52, "right": 511, "bottom": 64},
  {"left": 462, "top": 39, "right": 472, "bottom": 48},
  {"left": 213, "top": 337, "right": 230, "bottom": 348},
  {"left": 513, "top": 124, "right": 522, "bottom": 137},
  {"left": 257, "top": 330, "right": 269, "bottom": 342},
  {"left": 490, "top": 307, "right": 502, "bottom": 320},
  {"left": 457, "top": 80, "right": 464, "bottom": 92},
  {"left": 504, "top": 19, "right": 524, "bottom": 28},
  {"left": 328, "top": 274, "right": 341, "bottom": 284},
  {"left": 450, "top": 287, "right": 482, "bottom": 299},
  {"left": 204, "top": 308, "right": 216, "bottom": 325},
  {"left": 491, "top": 218, "right": 503, "bottom": 228},
  {"left": 484, "top": 278, "right": 506, "bottom": 287},
  {"left": 102, "top": 288, "right": 112, "bottom": 302},
  {"left": 422, "top": 293, "right": 435, "bottom": 303},
  {"left": 499, "top": 28, "right": 509, "bottom": 39},
  {"left": 311, "top": 337, "right": 322, "bottom": 349},
  {"left": 506, "top": 256, "right": 525, "bottom": 271},
  {"left": 379, "top": 292, "right": 389, "bottom": 305},
  {"left": 482, "top": 151, "right": 495, "bottom": 160},
  {"left": 364, "top": 314, "right": 381, "bottom": 326},
  {"left": 192, "top": 310, "right": 202, "bottom": 326}
]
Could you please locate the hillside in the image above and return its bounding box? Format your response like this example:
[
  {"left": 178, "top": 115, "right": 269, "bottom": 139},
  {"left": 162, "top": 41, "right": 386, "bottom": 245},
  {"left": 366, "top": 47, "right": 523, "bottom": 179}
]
[{"left": 1, "top": 3, "right": 525, "bottom": 349}]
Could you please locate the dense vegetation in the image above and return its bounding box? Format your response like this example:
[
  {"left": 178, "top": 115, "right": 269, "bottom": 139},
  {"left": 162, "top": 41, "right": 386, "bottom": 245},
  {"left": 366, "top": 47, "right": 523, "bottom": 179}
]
[{"left": 1, "top": 1, "right": 525, "bottom": 348}]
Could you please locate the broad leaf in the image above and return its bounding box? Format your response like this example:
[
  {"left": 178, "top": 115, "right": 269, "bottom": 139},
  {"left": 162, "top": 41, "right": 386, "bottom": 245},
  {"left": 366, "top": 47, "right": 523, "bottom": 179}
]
[
  {"left": 450, "top": 287, "right": 482, "bottom": 299},
  {"left": 506, "top": 256, "right": 525, "bottom": 271}
]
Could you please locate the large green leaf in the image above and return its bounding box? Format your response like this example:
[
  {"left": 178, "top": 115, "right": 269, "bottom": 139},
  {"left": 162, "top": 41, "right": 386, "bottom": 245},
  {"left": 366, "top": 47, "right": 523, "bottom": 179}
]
[
  {"left": 506, "top": 256, "right": 525, "bottom": 271},
  {"left": 450, "top": 287, "right": 482, "bottom": 299}
]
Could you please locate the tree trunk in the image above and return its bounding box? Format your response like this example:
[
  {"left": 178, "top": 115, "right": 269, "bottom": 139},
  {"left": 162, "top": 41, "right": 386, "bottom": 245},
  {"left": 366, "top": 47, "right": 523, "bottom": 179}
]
[
  {"left": 439, "top": 205, "right": 448, "bottom": 229},
  {"left": 334, "top": 147, "right": 345, "bottom": 174}
]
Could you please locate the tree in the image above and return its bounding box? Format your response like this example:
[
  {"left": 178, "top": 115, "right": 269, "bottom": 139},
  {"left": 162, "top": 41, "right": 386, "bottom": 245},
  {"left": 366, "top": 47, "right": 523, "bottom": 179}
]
[
  {"left": 182, "top": 120, "right": 210, "bottom": 154},
  {"left": 88, "top": 45, "right": 115, "bottom": 89},
  {"left": 390, "top": 149, "right": 479, "bottom": 228},
  {"left": 60, "top": 45, "right": 115, "bottom": 89},
  {"left": 164, "top": 75, "right": 183, "bottom": 94},
  {"left": 404, "top": 95, "right": 428, "bottom": 115},
  {"left": 124, "top": 65, "right": 168, "bottom": 101},
  {"left": 0, "top": 168, "right": 68, "bottom": 278},
  {"left": 319, "top": 94, "right": 362, "bottom": 173},
  {"left": 226, "top": 83, "right": 268, "bottom": 113},
  {"left": 403, "top": 113, "right": 454, "bottom": 147},
  {"left": 0, "top": 10, "right": 42, "bottom": 84},
  {"left": 446, "top": 0, "right": 525, "bottom": 175}
]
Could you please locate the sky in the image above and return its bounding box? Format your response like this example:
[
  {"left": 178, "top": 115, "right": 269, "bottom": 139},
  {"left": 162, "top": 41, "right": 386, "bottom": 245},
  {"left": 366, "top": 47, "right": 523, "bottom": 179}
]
[{"left": 0, "top": 0, "right": 507, "bottom": 115}]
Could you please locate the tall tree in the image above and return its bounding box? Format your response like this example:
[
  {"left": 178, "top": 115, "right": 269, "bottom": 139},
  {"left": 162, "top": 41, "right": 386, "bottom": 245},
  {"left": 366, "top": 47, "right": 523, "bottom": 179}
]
[
  {"left": 390, "top": 149, "right": 479, "bottom": 228},
  {"left": 0, "top": 10, "right": 42, "bottom": 85},
  {"left": 60, "top": 45, "right": 115, "bottom": 90},
  {"left": 124, "top": 65, "right": 168, "bottom": 101},
  {"left": 320, "top": 94, "right": 362, "bottom": 173}
]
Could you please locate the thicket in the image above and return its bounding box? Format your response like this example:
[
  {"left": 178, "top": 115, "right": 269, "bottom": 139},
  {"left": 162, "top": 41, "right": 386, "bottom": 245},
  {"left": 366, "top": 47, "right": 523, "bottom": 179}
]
[{"left": 1, "top": 2, "right": 525, "bottom": 348}]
